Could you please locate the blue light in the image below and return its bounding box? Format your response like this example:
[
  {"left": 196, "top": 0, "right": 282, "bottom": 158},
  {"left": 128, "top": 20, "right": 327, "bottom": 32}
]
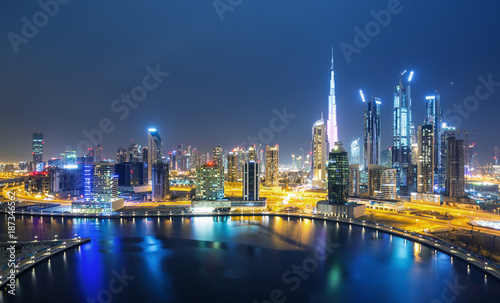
[
  {"left": 359, "top": 89, "right": 366, "bottom": 102},
  {"left": 408, "top": 71, "right": 414, "bottom": 82},
  {"left": 148, "top": 128, "right": 157, "bottom": 132},
  {"left": 83, "top": 165, "right": 92, "bottom": 202},
  {"left": 425, "top": 96, "right": 435, "bottom": 100}
]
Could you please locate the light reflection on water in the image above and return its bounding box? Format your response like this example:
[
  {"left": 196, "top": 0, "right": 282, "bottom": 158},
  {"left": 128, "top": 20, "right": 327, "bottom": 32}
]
[{"left": 0, "top": 215, "right": 498, "bottom": 303}]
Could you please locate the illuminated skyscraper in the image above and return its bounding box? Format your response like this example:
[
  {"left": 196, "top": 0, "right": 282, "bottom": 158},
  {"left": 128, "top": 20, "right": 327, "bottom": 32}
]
[
  {"left": 243, "top": 161, "right": 259, "bottom": 201},
  {"left": 248, "top": 145, "right": 257, "bottom": 162},
  {"left": 265, "top": 145, "right": 279, "bottom": 187},
  {"left": 350, "top": 138, "right": 361, "bottom": 167},
  {"left": 392, "top": 70, "right": 414, "bottom": 196},
  {"left": 227, "top": 150, "right": 239, "bottom": 182},
  {"left": 348, "top": 164, "right": 360, "bottom": 196},
  {"left": 327, "top": 142, "right": 349, "bottom": 204},
  {"left": 368, "top": 164, "right": 397, "bottom": 200},
  {"left": 445, "top": 135, "right": 465, "bottom": 198},
  {"left": 362, "top": 93, "right": 381, "bottom": 167},
  {"left": 311, "top": 113, "right": 327, "bottom": 189},
  {"left": 212, "top": 146, "right": 225, "bottom": 189},
  {"left": 425, "top": 94, "right": 442, "bottom": 183},
  {"left": 327, "top": 49, "right": 338, "bottom": 146},
  {"left": 417, "top": 124, "right": 434, "bottom": 193},
  {"left": 32, "top": 132, "right": 44, "bottom": 169},
  {"left": 196, "top": 162, "right": 224, "bottom": 200},
  {"left": 147, "top": 129, "right": 162, "bottom": 182}
]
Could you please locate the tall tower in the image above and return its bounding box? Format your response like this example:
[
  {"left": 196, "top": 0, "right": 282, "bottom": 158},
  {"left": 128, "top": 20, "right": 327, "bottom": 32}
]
[
  {"left": 327, "top": 142, "right": 348, "bottom": 204},
  {"left": 32, "top": 132, "right": 44, "bottom": 170},
  {"left": 311, "top": 113, "right": 327, "bottom": 189},
  {"left": 243, "top": 161, "right": 260, "bottom": 201},
  {"left": 265, "top": 145, "right": 279, "bottom": 187},
  {"left": 147, "top": 129, "right": 162, "bottom": 182},
  {"left": 327, "top": 48, "right": 339, "bottom": 146},
  {"left": 350, "top": 138, "right": 361, "bottom": 167},
  {"left": 417, "top": 124, "right": 434, "bottom": 193},
  {"left": 392, "top": 70, "right": 413, "bottom": 196},
  {"left": 363, "top": 94, "right": 381, "bottom": 167},
  {"left": 445, "top": 135, "right": 465, "bottom": 198},
  {"left": 425, "top": 94, "right": 442, "bottom": 184}
]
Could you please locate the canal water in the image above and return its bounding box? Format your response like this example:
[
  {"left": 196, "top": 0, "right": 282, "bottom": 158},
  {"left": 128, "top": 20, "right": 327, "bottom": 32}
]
[{"left": 1, "top": 215, "right": 499, "bottom": 302}]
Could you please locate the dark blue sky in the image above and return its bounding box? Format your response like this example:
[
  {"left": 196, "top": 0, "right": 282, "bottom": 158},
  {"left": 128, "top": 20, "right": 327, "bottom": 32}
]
[{"left": 1, "top": 0, "right": 499, "bottom": 164}]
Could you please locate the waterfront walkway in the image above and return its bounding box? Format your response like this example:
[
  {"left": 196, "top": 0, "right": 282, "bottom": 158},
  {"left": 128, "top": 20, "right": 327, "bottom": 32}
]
[{"left": 0, "top": 237, "right": 90, "bottom": 288}]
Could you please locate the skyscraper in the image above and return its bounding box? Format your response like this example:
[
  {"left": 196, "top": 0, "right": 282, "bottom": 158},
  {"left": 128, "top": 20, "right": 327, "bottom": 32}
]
[
  {"left": 95, "top": 144, "right": 103, "bottom": 162},
  {"left": 327, "top": 49, "right": 338, "bottom": 146},
  {"left": 368, "top": 164, "right": 397, "bottom": 200},
  {"left": 417, "top": 124, "right": 434, "bottom": 193},
  {"left": 425, "top": 94, "right": 442, "bottom": 184},
  {"left": 248, "top": 145, "right": 257, "bottom": 162},
  {"left": 311, "top": 113, "right": 327, "bottom": 189},
  {"left": 494, "top": 146, "right": 499, "bottom": 165},
  {"left": 265, "top": 145, "right": 279, "bottom": 187},
  {"left": 327, "top": 142, "right": 349, "bottom": 204},
  {"left": 348, "top": 164, "right": 360, "bottom": 196},
  {"left": 438, "top": 124, "right": 456, "bottom": 193},
  {"left": 363, "top": 94, "right": 381, "bottom": 167},
  {"left": 445, "top": 135, "right": 465, "bottom": 198},
  {"left": 227, "top": 150, "right": 239, "bottom": 182},
  {"left": 32, "top": 132, "right": 44, "bottom": 169},
  {"left": 147, "top": 129, "right": 162, "bottom": 182},
  {"left": 196, "top": 162, "right": 224, "bottom": 200},
  {"left": 212, "top": 146, "right": 225, "bottom": 190},
  {"left": 392, "top": 70, "right": 413, "bottom": 196},
  {"left": 152, "top": 163, "right": 169, "bottom": 201},
  {"left": 243, "top": 161, "right": 259, "bottom": 201},
  {"left": 350, "top": 138, "right": 361, "bottom": 167}
]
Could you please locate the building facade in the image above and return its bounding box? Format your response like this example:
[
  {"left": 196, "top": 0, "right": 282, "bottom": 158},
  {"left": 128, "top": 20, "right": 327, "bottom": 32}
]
[{"left": 265, "top": 145, "right": 279, "bottom": 187}]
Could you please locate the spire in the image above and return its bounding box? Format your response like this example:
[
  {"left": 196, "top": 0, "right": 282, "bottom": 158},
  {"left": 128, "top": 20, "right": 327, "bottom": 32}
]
[{"left": 331, "top": 47, "right": 334, "bottom": 70}]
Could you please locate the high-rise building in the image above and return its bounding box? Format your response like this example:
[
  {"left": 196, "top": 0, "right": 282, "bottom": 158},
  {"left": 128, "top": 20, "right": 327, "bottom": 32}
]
[
  {"left": 115, "top": 162, "right": 147, "bottom": 186},
  {"left": 248, "top": 145, "right": 257, "bottom": 162},
  {"left": 73, "top": 162, "right": 123, "bottom": 213},
  {"left": 265, "top": 145, "right": 279, "bottom": 187},
  {"left": 95, "top": 144, "right": 103, "bottom": 162},
  {"left": 25, "top": 172, "right": 50, "bottom": 195},
  {"left": 311, "top": 114, "right": 327, "bottom": 189},
  {"left": 392, "top": 70, "right": 413, "bottom": 196},
  {"left": 350, "top": 138, "right": 361, "bottom": 167},
  {"left": 243, "top": 161, "right": 259, "bottom": 201},
  {"left": 227, "top": 150, "right": 239, "bottom": 182},
  {"left": 493, "top": 146, "right": 499, "bottom": 165},
  {"left": 212, "top": 146, "right": 225, "bottom": 190},
  {"left": 327, "top": 142, "right": 349, "bottom": 204},
  {"left": 147, "top": 129, "right": 162, "bottom": 182},
  {"left": 363, "top": 96, "right": 381, "bottom": 167},
  {"left": 368, "top": 164, "right": 397, "bottom": 200},
  {"left": 152, "top": 163, "right": 170, "bottom": 201},
  {"left": 61, "top": 151, "right": 78, "bottom": 169},
  {"left": 425, "top": 94, "right": 442, "bottom": 178},
  {"left": 327, "top": 49, "right": 338, "bottom": 146},
  {"left": 417, "top": 124, "right": 434, "bottom": 193},
  {"left": 380, "top": 148, "right": 392, "bottom": 168},
  {"left": 32, "top": 132, "right": 44, "bottom": 170},
  {"left": 445, "top": 136, "right": 465, "bottom": 198},
  {"left": 438, "top": 124, "right": 456, "bottom": 193},
  {"left": 196, "top": 163, "right": 224, "bottom": 200},
  {"left": 348, "top": 164, "right": 360, "bottom": 196}
]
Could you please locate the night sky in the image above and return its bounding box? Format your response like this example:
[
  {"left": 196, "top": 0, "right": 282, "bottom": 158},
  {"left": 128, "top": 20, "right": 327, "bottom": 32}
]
[{"left": 1, "top": 0, "right": 499, "bottom": 164}]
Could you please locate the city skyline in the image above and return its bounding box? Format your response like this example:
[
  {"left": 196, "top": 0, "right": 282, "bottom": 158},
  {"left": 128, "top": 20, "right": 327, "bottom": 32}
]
[{"left": 1, "top": 1, "right": 499, "bottom": 164}]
